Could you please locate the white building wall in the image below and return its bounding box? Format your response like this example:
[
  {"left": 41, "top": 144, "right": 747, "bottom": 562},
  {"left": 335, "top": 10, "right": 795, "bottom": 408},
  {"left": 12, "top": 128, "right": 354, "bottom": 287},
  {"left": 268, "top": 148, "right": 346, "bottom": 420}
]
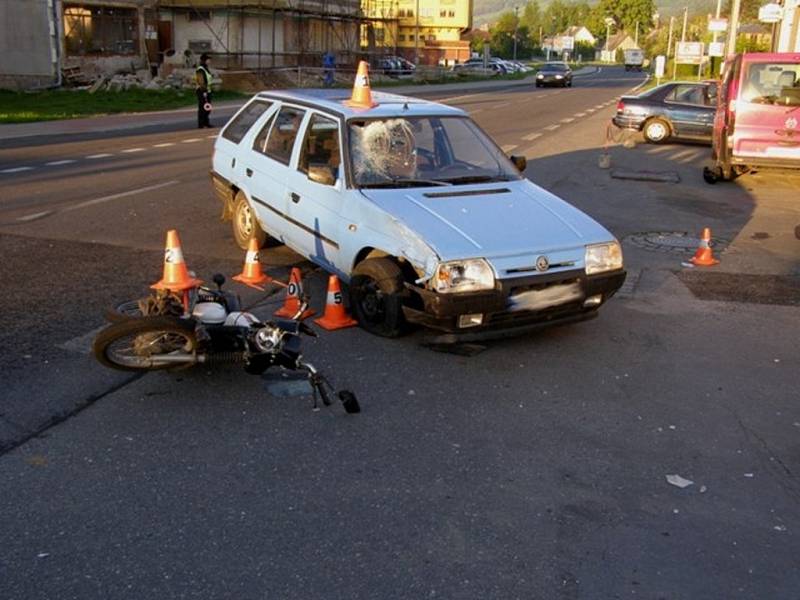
[{"left": 775, "top": 0, "right": 800, "bottom": 52}]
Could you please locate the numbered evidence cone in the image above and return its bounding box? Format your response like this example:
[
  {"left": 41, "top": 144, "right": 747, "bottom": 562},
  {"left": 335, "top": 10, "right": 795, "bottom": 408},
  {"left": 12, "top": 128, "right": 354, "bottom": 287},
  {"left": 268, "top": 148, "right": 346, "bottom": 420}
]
[
  {"left": 344, "top": 61, "right": 378, "bottom": 109},
  {"left": 151, "top": 229, "right": 202, "bottom": 292},
  {"left": 315, "top": 274, "right": 358, "bottom": 330},
  {"left": 274, "top": 268, "right": 316, "bottom": 319},
  {"left": 689, "top": 227, "right": 720, "bottom": 266},
  {"left": 232, "top": 238, "right": 272, "bottom": 290}
]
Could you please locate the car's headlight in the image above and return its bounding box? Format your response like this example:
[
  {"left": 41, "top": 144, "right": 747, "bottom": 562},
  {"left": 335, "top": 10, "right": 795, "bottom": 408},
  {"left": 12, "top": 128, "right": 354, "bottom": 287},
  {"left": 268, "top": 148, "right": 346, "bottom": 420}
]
[
  {"left": 434, "top": 259, "right": 495, "bottom": 293},
  {"left": 537, "top": 73, "right": 544, "bottom": 78},
  {"left": 555, "top": 74, "right": 563, "bottom": 79},
  {"left": 585, "top": 242, "right": 623, "bottom": 275}
]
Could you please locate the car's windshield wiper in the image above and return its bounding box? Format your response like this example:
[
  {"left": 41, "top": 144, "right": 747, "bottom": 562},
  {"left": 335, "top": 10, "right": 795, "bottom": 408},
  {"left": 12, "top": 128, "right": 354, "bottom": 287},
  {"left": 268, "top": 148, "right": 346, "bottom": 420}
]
[
  {"left": 439, "top": 175, "right": 512, "bottom": 184},
  {"left": 360, "top": 178, "right": 451, "bottom": 188}
]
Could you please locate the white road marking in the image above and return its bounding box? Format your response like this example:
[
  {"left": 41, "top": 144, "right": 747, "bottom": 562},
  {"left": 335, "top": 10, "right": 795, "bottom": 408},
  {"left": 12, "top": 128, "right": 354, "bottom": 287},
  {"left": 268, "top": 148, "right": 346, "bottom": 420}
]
[
  {"left": 574, "top": 112, "right": 586, "bottom": 117},
  {"left": 560, "top": 117, "right": 575, "bottom": 123},
  {"left": 585, "top": 108, "right": 596, "bottom": 113},
  {"left": 470, "top": 108, "right": 484, "bottom": 115},
  {"left": 153, "top": 142, "right": 175, "bottom": 148},
  {"left": 493, "top": 102, "right": 511, "bottom": 109},
  {"left": 86, "top": 153, "right": 113, "bottom": 159},
  {"left": 17, "top": 211, "right": 53, "bottom": 222},
  {"left": 501, "top": 144, "right": 518, "bottom": 153},
  {"left": 522, "top": 132, "right": 543, "bottom": 141},
  {"left": 1, "top": 166, "right": 34, "bottom": 174},
  {"left": 58, "top": 325, "right": 107, "bottom": 354},
  {"left": 594, "top": 104, "right": 605, "bottom": 109},
  {"left": 121, "top": 147, "right": 145, "bottom": 153},
  {"left": 544, "top": 124, "right": 560, "bottom": 131},
  {"left": 181, "top": 138, "right": 201, "bottom": 143},
  {"left": 63, "top": 180, "right": 180, "bottom": 212},
  {"left": 206, "top": 134, "right": 217, "bottom": 139},
  {"left": 45, "top": 159, "right": 77, "bottom": 166}
]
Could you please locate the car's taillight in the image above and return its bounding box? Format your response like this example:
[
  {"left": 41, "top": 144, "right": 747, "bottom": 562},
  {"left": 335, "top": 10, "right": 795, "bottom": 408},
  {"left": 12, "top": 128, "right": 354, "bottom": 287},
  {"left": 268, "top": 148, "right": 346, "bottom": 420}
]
[{"left": 616, "top": 100, "right": 625, "bottom": 113}]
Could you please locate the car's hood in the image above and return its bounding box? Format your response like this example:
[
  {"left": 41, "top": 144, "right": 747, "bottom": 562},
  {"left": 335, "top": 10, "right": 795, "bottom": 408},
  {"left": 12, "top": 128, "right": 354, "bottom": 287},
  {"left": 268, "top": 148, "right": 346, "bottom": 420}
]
[{"left": 360, "top": 180, "right": 615, "bottom": 265}]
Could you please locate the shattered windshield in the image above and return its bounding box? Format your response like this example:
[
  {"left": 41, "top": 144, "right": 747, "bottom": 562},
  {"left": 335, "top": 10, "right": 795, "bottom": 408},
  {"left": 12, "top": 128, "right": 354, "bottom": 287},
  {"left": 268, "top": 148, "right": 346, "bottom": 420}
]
[{"left": 348, "top": 116, "right": 522, "bottom": 188}]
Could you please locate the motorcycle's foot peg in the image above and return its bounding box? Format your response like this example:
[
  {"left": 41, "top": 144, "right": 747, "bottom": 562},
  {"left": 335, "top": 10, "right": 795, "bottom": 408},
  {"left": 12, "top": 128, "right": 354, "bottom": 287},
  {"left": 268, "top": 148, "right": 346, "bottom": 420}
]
[{"left": 338, "top": 390, "right": 360, "bottom": 414}]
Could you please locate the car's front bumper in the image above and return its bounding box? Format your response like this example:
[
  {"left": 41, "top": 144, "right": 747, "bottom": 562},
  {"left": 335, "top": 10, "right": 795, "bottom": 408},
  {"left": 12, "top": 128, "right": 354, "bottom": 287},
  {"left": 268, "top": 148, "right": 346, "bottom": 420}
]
[
  {"left": 403, "top": 268, "right": 626, "bottom": 342},
  {"left": 536, "top": 76, "right": 569, "bottom": 85}
]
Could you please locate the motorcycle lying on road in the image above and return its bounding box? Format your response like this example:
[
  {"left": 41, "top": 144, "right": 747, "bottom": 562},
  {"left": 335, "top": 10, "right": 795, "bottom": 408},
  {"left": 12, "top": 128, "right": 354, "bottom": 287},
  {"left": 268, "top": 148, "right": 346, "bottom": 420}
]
[{"left": 92, "top": 273, "right": 360, "bottom": 414}]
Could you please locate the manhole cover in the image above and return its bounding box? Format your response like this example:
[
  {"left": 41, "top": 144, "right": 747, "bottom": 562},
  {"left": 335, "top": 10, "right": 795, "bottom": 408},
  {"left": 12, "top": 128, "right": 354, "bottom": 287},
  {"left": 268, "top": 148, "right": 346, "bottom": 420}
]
[{"left": 624, "top": 231, "right": 729, "bottom": 255}]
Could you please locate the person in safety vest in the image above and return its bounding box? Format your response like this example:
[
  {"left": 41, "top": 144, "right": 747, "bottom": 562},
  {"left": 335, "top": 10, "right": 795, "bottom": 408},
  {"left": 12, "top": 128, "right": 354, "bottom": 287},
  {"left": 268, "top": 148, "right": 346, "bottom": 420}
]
[{"left": 195, "top": 53, "right": 213, "bottom": 129}]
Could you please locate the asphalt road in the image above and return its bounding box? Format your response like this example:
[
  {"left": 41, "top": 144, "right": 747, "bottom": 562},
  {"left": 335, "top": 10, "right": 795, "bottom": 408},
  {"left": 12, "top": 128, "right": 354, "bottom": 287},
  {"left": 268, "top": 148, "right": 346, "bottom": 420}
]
[{"left": 1, "top": 67, "right": 799, "bottom": 600}]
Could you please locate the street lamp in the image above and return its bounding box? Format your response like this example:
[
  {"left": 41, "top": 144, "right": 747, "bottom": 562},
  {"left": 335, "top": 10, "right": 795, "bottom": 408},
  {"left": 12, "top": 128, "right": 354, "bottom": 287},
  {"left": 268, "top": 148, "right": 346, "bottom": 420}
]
[
  {"left": 513, "top": 5, "right": 519, "bottom": 61},
  {"left": 604, "top": 16, "right": 615, "bottom": 62}
]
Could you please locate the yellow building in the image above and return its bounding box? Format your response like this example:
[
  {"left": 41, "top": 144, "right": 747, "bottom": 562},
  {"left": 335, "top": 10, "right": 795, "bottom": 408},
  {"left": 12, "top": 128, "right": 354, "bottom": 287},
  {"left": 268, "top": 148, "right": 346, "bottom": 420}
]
[{"left": 362, "top": 0, "right": 472, "bottom": 66}]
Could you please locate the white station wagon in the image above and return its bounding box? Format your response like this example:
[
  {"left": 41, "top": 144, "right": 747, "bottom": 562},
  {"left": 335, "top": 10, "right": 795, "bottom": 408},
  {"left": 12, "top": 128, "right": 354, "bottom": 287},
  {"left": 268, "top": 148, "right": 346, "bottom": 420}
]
[{"left": 211, "top": 89, "right": 626, "bottom": 341}]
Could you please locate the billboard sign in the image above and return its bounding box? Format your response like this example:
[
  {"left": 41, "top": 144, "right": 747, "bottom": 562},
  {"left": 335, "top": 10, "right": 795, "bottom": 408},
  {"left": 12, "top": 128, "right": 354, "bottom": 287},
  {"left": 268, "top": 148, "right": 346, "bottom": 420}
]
[
  {"left": 708, "top": 17, "right": 728, "bottom": 32},
  {"left": 708, "top": 41, "right": 725, "bottom": 57},
  {"left": 655, "top": 55, "right": 666, "bottom": 78},
  {"left": 561, "top": 36, "right": 575, "bottom": 51},
  {"left": 675, "top": 41, "right": 704, "bottom": 65},
  {"left": 758, "top": 3, "right": 783, "bottom": 23}
]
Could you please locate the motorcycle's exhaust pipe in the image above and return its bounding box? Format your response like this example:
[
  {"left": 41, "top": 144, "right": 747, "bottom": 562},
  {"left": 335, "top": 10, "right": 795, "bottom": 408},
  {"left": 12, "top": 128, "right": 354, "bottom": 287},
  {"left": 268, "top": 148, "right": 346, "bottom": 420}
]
[{"left": 147, "top": 354, "right": 205, "bottom": 366}]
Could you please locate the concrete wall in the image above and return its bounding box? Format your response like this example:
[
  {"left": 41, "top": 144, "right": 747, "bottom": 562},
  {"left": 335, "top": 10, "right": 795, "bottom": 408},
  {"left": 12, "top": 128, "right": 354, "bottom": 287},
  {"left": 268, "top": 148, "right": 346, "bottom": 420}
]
[{"left": 0, "top": 0, "right": 57, "bottom": 90}]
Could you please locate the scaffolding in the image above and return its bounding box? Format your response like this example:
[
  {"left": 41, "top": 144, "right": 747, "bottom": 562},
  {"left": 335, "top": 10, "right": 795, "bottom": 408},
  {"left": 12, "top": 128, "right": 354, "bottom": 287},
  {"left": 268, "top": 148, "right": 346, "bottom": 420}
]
[{"left": 154, "top": 0, "right": 400, "bottom": 72}]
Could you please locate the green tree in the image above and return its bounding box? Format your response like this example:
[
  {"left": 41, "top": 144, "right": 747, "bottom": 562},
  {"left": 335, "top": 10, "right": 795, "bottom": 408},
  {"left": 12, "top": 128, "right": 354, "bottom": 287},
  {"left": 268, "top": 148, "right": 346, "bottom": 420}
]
[
  {"left": 489, "top": 10, "right": 534, "bottom": 58},
  {"left": 592, "top": 0, "right": 656, "bottom": 41},
  {"left": 724, "top": 0, "right": 763, "bottom": 23},
  {"left": 520, "top": 0, "right": 542, "bottom": 44}
]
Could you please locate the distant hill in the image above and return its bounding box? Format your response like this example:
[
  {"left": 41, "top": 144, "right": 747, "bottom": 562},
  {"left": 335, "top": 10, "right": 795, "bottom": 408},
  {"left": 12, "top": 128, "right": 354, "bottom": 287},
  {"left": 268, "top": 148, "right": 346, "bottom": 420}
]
[{"left": 473, "top": 0, "right": 718, "bottom": 28}]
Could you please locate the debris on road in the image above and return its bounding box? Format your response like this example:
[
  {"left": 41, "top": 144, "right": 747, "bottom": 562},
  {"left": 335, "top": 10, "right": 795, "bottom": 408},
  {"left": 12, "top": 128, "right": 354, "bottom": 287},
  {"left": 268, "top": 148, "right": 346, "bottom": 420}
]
[
  {"left": 666, "top": 474, "right": 694, "bottom": 489},
  {"left": 700, "top": 485, "right": 708, "bottom": 493},
  {"left": 744, "top": 473, "right": 755, "bottom": 478},
  {"left": 610, "top": 169, "right": 681, "bottom": 184},
  {"left": 774, "top": 525, "right": 787, "bottom": 532}
]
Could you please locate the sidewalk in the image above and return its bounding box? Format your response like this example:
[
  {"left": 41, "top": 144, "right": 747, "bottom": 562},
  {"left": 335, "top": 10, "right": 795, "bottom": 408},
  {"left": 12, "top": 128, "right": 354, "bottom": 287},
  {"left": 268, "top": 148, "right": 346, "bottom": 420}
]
[{"left": 0, "top": 67, "right": 599, "bottom": 144}]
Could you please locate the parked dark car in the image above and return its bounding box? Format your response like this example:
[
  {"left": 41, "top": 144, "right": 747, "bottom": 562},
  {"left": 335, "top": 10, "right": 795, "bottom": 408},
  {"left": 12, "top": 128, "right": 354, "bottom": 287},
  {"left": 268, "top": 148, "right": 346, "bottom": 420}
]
[
  {"left": 613, "top": 81, "right": 718, "bottom": 143},
  {"left": 535, "top": 62, "right": 573, "bottom": 87}
]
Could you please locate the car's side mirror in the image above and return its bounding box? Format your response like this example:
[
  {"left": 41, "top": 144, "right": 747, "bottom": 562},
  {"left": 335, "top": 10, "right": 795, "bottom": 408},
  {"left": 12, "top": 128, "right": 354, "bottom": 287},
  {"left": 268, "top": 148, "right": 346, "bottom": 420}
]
[
  {"left": 510, "top": 155, "right": 527, "bottom": 172},
  {"left": 308, "top": 164, "right": 336, "bottom": 186}
]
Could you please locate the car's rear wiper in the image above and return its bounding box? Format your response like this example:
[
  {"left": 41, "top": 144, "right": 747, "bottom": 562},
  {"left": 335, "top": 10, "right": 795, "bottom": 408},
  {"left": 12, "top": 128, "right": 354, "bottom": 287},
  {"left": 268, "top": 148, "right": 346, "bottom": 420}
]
[{"left": 360, "top": 178, "right": 451, "bottom": 188}]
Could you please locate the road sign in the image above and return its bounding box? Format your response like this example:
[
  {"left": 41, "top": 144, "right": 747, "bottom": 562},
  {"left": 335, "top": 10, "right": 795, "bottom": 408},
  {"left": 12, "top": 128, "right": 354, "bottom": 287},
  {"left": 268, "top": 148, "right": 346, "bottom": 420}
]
[
  {"left": 675, "top": 41, "right": 704, "bottom": 65},
  {"left": 708, "top": 41, "right": 725, "bottom": 57},
  {"left": 655, "top": 55, "right": 666, "bottom": 78},
  {"left": 708, "top": 17, "right": 728, "bottom": 32},
  {"left": 561, "top": 36, "right": 575, "bottom": 51},
  {"left": 758, "top": 3, "right": 783, "bottom": 23}
]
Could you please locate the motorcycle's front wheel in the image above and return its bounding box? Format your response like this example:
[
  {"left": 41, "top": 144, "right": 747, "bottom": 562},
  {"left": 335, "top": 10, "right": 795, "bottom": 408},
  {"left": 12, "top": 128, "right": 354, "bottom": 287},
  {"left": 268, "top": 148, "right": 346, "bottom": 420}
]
[{"left": 93, "top": 316, "right": 198, "bottom": 372}]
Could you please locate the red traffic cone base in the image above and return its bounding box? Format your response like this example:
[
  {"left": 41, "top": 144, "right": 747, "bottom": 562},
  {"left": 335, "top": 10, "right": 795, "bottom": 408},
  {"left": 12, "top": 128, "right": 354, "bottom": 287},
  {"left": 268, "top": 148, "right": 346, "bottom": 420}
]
[{"left": 689, "top": 227, "right": 720, "bottom": 267}]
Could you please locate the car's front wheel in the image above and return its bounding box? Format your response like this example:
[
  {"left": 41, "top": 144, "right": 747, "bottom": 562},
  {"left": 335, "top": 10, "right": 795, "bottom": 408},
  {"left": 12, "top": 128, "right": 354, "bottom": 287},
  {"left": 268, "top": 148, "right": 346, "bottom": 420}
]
[
  {"left": 349, "top": 257, "right": 407, "bottom": 338},
  {"left": 232, "top": 191, "right": 267, "bottom": 250},
  {"left": 643, "top": 118, "right": 671, "bottom": 144}
]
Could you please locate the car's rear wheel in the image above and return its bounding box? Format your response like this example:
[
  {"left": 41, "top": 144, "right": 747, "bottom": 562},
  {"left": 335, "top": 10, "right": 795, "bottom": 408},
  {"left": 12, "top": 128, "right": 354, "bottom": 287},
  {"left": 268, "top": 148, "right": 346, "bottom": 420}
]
[
  {"left": 232, "top": 191, "right": 267, "bottom": 250},
  {"left": 643, "top": 118, "right": 671, "bottom": 144},
  {"left": 349, "top": 258, "right": 407, "bottom": 338}
]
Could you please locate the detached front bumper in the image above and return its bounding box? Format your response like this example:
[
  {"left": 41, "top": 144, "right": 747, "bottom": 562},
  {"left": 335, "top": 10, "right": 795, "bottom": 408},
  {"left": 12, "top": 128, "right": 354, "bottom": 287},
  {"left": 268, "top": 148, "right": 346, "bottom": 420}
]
[{"left": 403, "top": 268, "right": 626, "bottom": 342}]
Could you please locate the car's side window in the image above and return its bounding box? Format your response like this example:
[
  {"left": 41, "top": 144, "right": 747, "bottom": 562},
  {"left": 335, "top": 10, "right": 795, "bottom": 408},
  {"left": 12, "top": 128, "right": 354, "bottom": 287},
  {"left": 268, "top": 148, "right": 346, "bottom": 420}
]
[
  {"left": 298, "top": 114, "right": 341, "bottom": 184},
  {"left": 252, "top": 111, "right": 278, "bottom": 155},
  {"left": 222, "top": 100, "right": 272, "bottom": 144},
  {"left": 670, "top": 85, "right": 706, "bottom": 106},
  {"left": 264, "top": 106, "right": 306, "bottom": 165}
]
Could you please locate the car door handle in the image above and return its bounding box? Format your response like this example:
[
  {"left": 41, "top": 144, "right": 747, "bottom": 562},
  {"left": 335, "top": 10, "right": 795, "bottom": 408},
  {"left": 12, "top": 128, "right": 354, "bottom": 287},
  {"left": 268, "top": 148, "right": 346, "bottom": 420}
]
[
  {"left": 246, "top": 168, "right": 253, "bottom": 177},
  {"left": 290, "top": 192, "right": 300, "bottom": 204}
]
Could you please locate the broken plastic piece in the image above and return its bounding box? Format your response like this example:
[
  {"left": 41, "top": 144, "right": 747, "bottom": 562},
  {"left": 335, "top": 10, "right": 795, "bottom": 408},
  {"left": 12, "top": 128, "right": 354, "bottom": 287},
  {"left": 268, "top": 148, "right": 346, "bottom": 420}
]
[{"left": 666, "top": 474, "right": 694, "bottom": 488}]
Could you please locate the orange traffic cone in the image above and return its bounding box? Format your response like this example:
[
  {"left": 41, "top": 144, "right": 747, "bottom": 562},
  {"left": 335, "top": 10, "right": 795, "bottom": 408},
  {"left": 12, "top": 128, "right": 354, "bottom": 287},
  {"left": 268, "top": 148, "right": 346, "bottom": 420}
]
[
  {"left": 344, "top": 61, "right": 378, "bottom": 109},
  {"left": 689, "top": 227, "right": 720, "bottom": 266},
  {"left": 151, "top": 229, "right": 202, "bottom": 292},
  {"left": 232, "top": 238, "right": 272, "bottom": 290},
  {"left": 274, "top": 268, "right": 316, "bottom": 319},
  {"left": 315, "top": 275, "right": 358, "bottom": 330}
]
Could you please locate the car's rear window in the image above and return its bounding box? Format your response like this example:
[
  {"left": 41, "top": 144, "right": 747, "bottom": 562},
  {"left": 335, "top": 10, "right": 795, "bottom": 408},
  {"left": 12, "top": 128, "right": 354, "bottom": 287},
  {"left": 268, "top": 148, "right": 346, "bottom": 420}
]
[
  {"left": 741, "top": 62, "right": 800, "bottom": 106},
  {"left": 222, "top": 100, "right": 272, "bottom": 144}
]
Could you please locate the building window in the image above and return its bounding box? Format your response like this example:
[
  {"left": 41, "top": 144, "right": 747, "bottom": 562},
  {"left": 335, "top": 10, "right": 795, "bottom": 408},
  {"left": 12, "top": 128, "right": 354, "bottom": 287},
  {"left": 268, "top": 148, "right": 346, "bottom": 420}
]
[
  {"left": 428, "top": 34, "right": 436, "bottom": 41},
  {"left": 398, "top": 34, "right": 406, "bottom": 41},
  {"left": 406, "top": 9, "right": 414, "bottom": 17},
  {"left": 440, "top": 9, "right": 447, "bottom": 17},
  {"left": 375, "top": 28, "right": 385, "bottom": 42},
  {"left": 448, "top": 10, "right": 455, "bottom": 17},
  {"left": 64, "top": 5, "right": 139, "bottom": 55},
  {"left": 397, "top": 9, "right": 404, "bottom": 17}
]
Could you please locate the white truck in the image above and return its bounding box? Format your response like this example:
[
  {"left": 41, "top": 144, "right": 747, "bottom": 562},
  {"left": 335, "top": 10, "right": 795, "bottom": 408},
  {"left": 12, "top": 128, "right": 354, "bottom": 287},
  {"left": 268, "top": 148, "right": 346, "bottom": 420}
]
[{"left": 624, "top": 49, "right": 644, "bottom": 71}]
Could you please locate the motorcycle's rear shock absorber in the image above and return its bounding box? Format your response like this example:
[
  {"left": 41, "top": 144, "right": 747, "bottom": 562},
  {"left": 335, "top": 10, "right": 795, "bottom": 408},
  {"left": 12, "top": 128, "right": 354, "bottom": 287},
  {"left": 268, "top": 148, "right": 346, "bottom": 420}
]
[{"left": 205, "top": 352, "right": 246, "bottom": 365}]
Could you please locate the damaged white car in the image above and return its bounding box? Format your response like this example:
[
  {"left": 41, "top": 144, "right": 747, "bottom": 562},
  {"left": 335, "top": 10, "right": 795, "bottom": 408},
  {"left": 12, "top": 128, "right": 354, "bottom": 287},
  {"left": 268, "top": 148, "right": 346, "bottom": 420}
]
[{"left": 211, "top": 89, "right": 625, "bottom": 341}]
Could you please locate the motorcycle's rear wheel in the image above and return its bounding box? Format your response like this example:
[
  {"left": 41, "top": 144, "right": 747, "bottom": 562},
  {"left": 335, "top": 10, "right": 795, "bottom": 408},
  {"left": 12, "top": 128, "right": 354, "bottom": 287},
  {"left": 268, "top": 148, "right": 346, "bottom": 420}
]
[{"left": 93, "top": 316, "right": 198, "bottom": 372}]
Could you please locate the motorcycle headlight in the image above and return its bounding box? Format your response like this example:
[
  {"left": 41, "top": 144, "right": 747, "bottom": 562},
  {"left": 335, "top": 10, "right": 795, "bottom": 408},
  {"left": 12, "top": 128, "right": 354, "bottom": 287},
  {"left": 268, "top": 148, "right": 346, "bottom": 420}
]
[
  {"left": 585, "top": 242, "right": 623, "bottom": 275},
  {"left": 434, "top": 259, "right": 495, "bottom": 293}
]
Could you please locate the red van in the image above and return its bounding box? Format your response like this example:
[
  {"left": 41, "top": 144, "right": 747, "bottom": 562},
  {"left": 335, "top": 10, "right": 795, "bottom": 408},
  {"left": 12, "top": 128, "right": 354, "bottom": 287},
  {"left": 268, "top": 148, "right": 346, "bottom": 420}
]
[{"left": 706, "top": 52, "right": 800, "bottom": 182}]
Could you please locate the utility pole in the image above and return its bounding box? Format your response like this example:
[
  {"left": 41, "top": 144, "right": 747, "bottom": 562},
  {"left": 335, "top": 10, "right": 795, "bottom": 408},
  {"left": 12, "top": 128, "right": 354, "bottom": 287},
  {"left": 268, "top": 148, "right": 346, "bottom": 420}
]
[
  {"left": 414, "top": 0, "right": 420, "bottom": 65},
  {"left": 711, "top": 0, "right": 722, "bottom": 75},
  {"left": 513, "top": 5, "right": 519, "bottom": 61},
  {"left": 726, "top": 0, "right": 742, "bottom": 58},
  {"left": 635, "top": 21, "right": 639, "bottom": 46},
  {"left": 681, "top": 6, "right": 688, "bottom": 41}
]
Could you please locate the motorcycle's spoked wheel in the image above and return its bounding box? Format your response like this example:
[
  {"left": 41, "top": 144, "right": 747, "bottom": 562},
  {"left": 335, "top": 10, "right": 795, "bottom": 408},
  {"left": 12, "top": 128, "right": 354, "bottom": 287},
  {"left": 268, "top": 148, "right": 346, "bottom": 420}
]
[{"left": 93, "top": 316, "right": 198, "bottom": 372}]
